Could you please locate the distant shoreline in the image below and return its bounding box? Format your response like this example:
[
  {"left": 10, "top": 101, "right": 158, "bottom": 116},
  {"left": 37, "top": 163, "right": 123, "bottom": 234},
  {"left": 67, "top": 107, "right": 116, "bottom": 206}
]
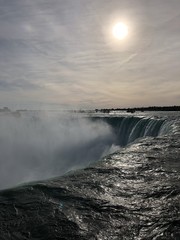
[
  {"left": 0, "top": 106, "right": 179, "bottom": 114},
  {"left": 95, "top": 106, "right": 180, "bottom": 113}
]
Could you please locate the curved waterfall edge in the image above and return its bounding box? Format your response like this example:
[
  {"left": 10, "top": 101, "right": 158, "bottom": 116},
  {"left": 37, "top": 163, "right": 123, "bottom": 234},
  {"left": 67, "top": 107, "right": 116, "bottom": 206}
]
[{"left": 92, "top": 116, "right": 174, "bottom": 147}]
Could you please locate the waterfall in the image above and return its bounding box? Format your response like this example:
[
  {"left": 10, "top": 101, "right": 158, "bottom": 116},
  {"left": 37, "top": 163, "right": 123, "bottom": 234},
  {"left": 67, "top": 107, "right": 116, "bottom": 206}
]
[{"left": 93, "top": 116, "right": 170, "bottom": 146}]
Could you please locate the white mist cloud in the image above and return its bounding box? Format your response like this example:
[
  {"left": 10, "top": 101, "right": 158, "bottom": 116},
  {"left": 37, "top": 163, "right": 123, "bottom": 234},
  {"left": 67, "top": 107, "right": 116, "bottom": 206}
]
[{"left": 0, "top": 112, "right": 114, "bottom": 189}]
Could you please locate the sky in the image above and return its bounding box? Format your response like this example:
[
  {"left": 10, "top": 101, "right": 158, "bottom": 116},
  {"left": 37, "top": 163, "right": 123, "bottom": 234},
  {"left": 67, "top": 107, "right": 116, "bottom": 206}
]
[{"left": 0, "top": 0, "right": 180, "bottom": 110}]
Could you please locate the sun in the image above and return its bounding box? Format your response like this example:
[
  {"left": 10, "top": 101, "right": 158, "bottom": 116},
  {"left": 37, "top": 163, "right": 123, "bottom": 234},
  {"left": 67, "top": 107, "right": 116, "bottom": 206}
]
[{"left": 112, "top": 22, "right": 128, "bottom": 40}]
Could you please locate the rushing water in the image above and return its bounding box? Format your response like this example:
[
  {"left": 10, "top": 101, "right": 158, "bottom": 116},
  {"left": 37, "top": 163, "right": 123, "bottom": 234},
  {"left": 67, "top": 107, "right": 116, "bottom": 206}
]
[{"left": 0, "top": 111, "right": 179, "bottom": 239}]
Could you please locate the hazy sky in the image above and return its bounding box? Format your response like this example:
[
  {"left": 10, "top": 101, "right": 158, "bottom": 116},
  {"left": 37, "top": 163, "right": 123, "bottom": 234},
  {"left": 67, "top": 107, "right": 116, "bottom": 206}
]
[{"left": 0, "top": 0, "right": 180, "bottom": 109}]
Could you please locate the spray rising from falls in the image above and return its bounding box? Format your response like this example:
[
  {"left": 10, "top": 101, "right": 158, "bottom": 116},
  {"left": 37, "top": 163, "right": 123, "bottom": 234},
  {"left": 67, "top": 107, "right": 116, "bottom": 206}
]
[{"left": 0, "top": 113, "right": 171, "bottom": 189}]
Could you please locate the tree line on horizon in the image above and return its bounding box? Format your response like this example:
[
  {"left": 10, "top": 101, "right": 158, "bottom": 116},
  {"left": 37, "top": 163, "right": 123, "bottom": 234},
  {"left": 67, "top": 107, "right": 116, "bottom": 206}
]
[{"left": 95, "top": 106, "right": 180, "bottom": 113}]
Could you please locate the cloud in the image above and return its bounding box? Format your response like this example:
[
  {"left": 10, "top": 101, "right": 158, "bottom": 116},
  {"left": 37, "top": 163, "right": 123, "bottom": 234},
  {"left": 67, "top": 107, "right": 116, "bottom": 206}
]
[
  {"left": 0, "top": 0, "right": 180, "bottom": 108},
  {"left": 0, "top": 79, "right": 41, "bottom": 91}
]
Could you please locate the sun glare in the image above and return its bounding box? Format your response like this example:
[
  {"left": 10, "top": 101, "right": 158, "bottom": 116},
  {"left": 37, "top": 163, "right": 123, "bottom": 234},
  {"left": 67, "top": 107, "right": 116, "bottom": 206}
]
[{"left": 112, "top": 22, "right": 128, "bottom": 40}]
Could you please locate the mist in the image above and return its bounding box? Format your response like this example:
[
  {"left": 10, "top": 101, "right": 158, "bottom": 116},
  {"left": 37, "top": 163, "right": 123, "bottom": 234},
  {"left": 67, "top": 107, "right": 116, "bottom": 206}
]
[{"left": 0, "top": 112, "right": 115, "bottom": 190}]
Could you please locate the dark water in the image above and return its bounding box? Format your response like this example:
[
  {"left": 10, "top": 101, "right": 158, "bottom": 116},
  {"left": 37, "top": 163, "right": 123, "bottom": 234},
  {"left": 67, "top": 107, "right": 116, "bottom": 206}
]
[{"left": 0, "top": 112, "right": 179, "bottom": 239}]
